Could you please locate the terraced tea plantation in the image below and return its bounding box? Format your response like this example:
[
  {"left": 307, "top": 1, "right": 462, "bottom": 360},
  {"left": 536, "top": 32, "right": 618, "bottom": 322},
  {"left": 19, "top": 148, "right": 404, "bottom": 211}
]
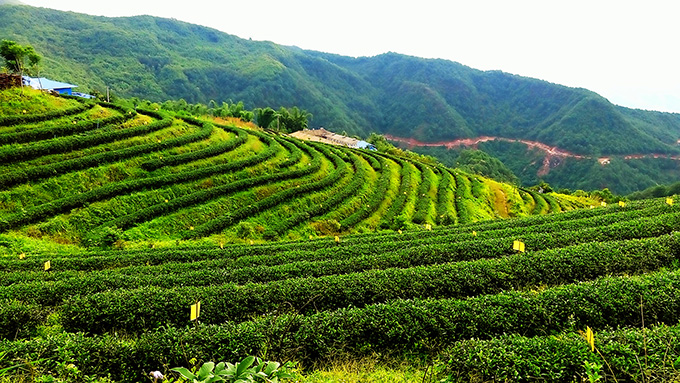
[
  {"left": 2, "top": 90, "right": 679, "bottom": 382},
  {"left": 0, "top": 89, "right": 589, "bottom": 248}
]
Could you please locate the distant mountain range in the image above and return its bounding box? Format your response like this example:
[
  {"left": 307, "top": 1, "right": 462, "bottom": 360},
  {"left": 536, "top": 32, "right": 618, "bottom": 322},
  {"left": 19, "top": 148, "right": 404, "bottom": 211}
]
[{"left": 2, "top": 3, "right": 679, "bottom": 193}]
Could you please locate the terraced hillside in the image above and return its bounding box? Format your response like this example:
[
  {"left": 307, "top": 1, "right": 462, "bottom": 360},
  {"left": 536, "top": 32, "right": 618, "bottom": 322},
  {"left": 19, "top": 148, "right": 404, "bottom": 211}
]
[
  {"left": 2, "top": 196, "right": 680, "bottom": 382},
  {"left": 0, "top": 89, "right": 590, "bottom": 251},
  {"left": 2, "top": 89, "right": 680, "bottom": 382}
]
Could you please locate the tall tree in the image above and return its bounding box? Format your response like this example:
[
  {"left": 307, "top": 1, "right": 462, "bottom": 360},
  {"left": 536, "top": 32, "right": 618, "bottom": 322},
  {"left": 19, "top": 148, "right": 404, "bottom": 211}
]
[{"left": 0, "top": 40, "right": 41, "bottom": 80}]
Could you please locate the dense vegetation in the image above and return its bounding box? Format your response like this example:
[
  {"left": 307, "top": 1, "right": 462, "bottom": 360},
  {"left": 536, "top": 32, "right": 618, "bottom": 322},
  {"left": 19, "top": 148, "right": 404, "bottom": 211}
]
[
  {"left": 628, "top": 180, "right": 680, "bottom": 200},
  {"left": 1, "top": 3, "right": 680, "bottom": 194}
]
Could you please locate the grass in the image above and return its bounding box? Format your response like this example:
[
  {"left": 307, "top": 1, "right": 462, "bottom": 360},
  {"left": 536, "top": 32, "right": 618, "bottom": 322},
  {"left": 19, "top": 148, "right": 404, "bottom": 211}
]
[
  {"left": 0, "top": 88, "right": 79, "bottom": 115},
  {"left": 293, "top": 357, "right": 433, "bottom": 383}
]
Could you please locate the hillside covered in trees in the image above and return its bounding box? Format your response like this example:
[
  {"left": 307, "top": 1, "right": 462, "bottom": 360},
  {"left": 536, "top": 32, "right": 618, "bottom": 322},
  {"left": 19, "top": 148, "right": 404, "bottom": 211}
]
[{"left": 1, "top": 2, "right": 679, "bottom": 193}]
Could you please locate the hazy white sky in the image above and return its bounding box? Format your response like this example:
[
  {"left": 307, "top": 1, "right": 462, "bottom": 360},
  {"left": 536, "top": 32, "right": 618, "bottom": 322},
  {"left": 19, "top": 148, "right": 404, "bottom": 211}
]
[{"left": 20, "top": 0, "right": 680, "bottom": 113}]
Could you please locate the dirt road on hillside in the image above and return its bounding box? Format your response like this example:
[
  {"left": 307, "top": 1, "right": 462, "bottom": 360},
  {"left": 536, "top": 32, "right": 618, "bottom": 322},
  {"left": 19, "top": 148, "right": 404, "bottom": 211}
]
[{"left": 385, "top": 135, "right": 680, "bottom": 176}]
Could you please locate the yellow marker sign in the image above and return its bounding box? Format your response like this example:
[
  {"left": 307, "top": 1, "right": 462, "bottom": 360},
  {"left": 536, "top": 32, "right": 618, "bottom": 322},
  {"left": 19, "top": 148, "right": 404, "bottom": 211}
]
[
  {"left": 513, "top": 240, "right": 526, "bottom": 253},
  {"left": 334, "top": 236, "right": 340, "bottom": 243},
  {"left": 667, "top": 197, "right": 674, "bottom": 206},
  {"left": 600, "top": 201, "right": 607, "bottom": 207},
  {"left": 190, "top": 301, "right": 201, "bottom": 321},
  {"left": 584, "top": 326, "right": 595, "bottom": 352},
  {"left": 472, "top": 231, "right": 477, "bottom": 237},
  {"left": 18, "top": 253, "right": 25, "bottom": 260},
  {"left": 44, "top": 260, "right": 51, "bottom": 271},
  {"left": 618, "top": 201, "right": 626, "bottom": 207},
  {"left": 398, "top": 229, "right": 402, "bottom": 234}
]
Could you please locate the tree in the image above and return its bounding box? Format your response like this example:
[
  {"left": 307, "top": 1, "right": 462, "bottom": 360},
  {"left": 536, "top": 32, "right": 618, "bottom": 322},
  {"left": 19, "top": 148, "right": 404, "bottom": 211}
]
[
  {"left": 259, "top": 106, "right": 312, "bottom": 133},
  {"left": 254, "top": 107, "right": 277, "bottom": 130},
  {"left": 0, "top": 40, "right": 41, "bottom": 80},
  {"left": 286, "top": 106, "right": 312, "bottom": 132}
]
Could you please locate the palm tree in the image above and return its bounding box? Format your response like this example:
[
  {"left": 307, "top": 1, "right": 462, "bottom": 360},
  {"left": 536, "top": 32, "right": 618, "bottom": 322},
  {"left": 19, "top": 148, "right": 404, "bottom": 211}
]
[
  {"left": 254, "top": 107, "right": 278, "bottom": 130},
  {"left": 287, "top": 106, "right": 312, "bottom": 132}
]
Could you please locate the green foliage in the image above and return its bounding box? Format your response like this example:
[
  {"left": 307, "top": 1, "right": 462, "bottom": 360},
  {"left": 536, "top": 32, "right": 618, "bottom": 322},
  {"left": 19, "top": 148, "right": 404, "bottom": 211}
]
[
  {"left": 254, "top": 106, "right": 311, "bottom": 133},
  {"left": 0, "top": 96, "right": 91, "bottom": 127},
  {"left": 254, "top": 107, "right": 277, "bottom": 130},
  {"left": 0, "top": 39, "right": 40, "bottom": 76},
  {"left": 628, "top": 180, "right": 680, "bottom": 200},
  {"left": 0, "top": 197, "right": 676, "bottom": 381},
  {"left": 162, "top": 99, "right": 254, "bottom": 122},
  {"left": 85, "top": 225, "right": 125, "bottom": 248},
  {"left": 453, "top": 149, "right": 519, "bottom": 184},
  {"left": 583, "top": 360, "right": 603, "bottom": 383},
  {"left": 2, "top": 4, "right": 676, "bottom": 157},
  {"left": 171, "top": 357, "right": 295, "bottom": 383}
]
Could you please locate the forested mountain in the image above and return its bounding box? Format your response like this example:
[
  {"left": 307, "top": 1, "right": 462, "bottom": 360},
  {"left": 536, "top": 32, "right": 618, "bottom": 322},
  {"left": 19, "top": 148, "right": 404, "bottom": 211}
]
[{"left": 2, "top": 3, "right": 679, "bottom": 193}]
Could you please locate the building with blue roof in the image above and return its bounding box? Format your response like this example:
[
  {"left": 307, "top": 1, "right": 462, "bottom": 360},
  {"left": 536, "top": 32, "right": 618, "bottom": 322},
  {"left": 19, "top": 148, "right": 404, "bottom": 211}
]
[
  {"left": 23, "top": 76, "right": 78, "bottom": 95},
  {"left": 356, "top": 140, "right": 377, "bottom": 151}
]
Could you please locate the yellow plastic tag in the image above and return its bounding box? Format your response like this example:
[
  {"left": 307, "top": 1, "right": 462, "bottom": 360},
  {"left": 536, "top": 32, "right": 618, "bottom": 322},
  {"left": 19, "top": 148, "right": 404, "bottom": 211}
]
[
  {"left": 667, "top": 197, "right": 674, "bottom": 206},
  {"left": 44, "top": 260, "right": 51, "bottom": 271},
  {"left": 513, "top": 240, "right": 525, "bottom": 252},
  {"left": 190, "top": 301, "right": 201, "bottom": 321},
  {"left": 335, "top": 236, "right": 340, "bottom": 243},
  {"left": 19, "top": 253, "right": 25, "bottom": 260}
]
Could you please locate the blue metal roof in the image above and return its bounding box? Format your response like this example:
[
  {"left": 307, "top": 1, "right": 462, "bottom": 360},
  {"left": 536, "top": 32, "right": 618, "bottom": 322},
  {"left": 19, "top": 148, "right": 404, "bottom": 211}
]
[
  {"left": 23, "top": 77, "right": 78, "bottom": 91},
  {"left": 356, "top": 140, "right": 377, "bottom": 150}
]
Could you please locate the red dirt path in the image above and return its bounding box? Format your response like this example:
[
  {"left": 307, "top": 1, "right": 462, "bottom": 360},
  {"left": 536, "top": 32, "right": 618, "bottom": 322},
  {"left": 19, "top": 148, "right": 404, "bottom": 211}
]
[{"left": 385, "top": 135, "right": 680, "bottom": 177}]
